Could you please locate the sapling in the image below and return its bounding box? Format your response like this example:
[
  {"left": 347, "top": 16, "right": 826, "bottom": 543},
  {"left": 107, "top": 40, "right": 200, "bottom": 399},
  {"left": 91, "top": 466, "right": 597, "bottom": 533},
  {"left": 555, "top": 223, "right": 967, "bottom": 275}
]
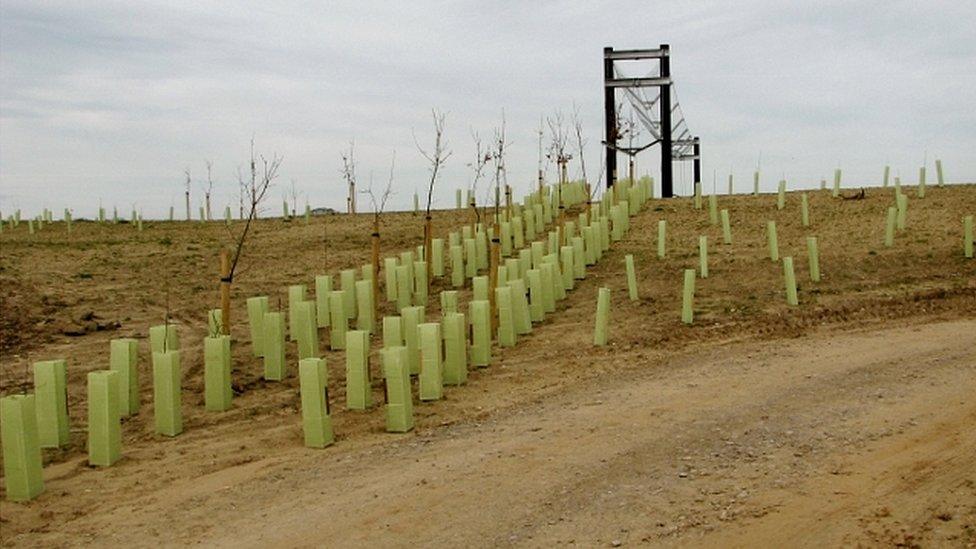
[
  {"left": 184, "top": 168, "right": 192, "bottom": 221},
  {"left": 204, "top": 159, "right": 215, "bottom": 221},
  {"left": 216, "top": 139, "right": 282, "bottom": 336},
  {"left": 361, "top": 151, "right": 395, "bottom": 322},
  {"left": 340, "top": 142, "right": 357, "bottom": 215},
  {"left": 466, "top": 130, "right": 491, "bottom": 233},
  {"left": 546, "top": 110, "right": 572, "bottom": 230},
  {"left": 415, "top": 108, "right": 452, "bottom": 298}
]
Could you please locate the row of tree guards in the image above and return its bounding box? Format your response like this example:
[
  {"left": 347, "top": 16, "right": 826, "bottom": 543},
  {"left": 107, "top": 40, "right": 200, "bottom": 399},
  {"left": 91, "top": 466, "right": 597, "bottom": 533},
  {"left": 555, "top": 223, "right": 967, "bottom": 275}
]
[
  {"left": 2, "top": 168, "right": 972, "bottom": 502},
  {"left": 1, "top": 173, "right": 649, "bottom": 501}
]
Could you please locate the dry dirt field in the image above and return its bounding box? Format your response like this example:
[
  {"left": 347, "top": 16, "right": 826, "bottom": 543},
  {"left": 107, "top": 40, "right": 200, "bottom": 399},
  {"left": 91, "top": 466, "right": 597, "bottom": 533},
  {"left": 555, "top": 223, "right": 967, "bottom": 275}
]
[{"left": 1, "top": 183, "right": 974, "bottom": 547}]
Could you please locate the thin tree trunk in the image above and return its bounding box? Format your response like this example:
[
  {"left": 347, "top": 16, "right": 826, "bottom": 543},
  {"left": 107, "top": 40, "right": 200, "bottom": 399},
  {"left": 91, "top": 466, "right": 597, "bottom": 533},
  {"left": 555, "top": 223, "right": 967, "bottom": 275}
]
[
  {"left": 220, "top": 249, "right": 231, "bottom": 335},
  {"left": 371, "top": 225, "right": 380, "bottom": 322}
]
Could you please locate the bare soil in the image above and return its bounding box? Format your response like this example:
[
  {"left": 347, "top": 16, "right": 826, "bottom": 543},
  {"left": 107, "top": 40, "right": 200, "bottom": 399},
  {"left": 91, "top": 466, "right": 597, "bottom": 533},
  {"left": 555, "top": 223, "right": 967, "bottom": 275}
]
[{"left": 1, "top": 184, "right": 974, "bottom": 547}]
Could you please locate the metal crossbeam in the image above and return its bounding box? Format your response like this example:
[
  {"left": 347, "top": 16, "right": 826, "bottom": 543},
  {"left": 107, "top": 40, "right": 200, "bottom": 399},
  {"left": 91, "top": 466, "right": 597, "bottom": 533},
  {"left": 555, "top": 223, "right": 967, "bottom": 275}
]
[
  {"left": 604, "top": 48, "right": 668, "bottom": 61},
  {"left": 604, "top": 76, "right": 672, "bottom": 88}
]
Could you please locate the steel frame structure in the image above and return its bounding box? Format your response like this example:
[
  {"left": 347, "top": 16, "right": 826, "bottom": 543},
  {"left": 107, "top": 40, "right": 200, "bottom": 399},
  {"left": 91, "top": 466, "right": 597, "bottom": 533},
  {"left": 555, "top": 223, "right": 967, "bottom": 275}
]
[{"left": 603, "top": 44, "right": 699, "bottom": 197}]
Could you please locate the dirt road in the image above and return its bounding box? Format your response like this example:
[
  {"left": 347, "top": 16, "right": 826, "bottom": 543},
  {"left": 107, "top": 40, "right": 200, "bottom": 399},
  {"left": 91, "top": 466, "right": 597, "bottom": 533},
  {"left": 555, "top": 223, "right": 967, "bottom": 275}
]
[{"left": 6, "top": 319, "right": 970, "bottom": 547}]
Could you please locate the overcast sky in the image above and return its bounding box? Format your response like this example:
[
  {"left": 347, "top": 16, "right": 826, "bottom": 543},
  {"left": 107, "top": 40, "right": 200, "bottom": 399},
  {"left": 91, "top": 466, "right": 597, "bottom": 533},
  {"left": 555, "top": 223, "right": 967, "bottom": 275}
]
[{"left": 2, "top": 0, "right": 974, "bottom": 218}]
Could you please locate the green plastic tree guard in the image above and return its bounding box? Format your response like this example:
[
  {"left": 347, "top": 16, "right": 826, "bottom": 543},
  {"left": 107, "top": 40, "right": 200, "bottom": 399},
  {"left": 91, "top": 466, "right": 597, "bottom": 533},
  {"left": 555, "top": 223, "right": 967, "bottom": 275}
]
[
  {"left": 544, "top": 254, "right": 566, "bottom": 301},
  {"left": 87, "top": 370, "right": 121, "bottom": 466},
  {"left": 476, "top": 230, "right": 489, "bottom": 270},
  {"left": 531, "top": 241, "right": 545, "bottom": 269},
  {"left": 936, "top": 159, "right": 944, "bottom": 187},
  {"left": 583, "top": 226, "right": 598, "bottom": 265},
  {"left": 720, "top": 209, "right": 732, "bottom": 245},
  {"left": 564, "top": 220, "right": 576, "bottom": 243},
  {"left": 801, "top": 193, "right": 810, "bottom": 227},
  {"left": 1, "top": 394, "right": 44, "bottom": 501},
  {"left": 964, "top": 216, "right": 973, "bottom": 258},
  {"left": 402, "top": 305, "right": 425, "bottom": 375},
  {"left": 896, "top": 193, "right": 908, "bottom": 230},
  {"left": 418, "top": 322, "right": 444, "bottom": 401},
  {"left": 464, "top": 238, "right": 477, "bottom": 278},
  {"left": 395, "top": 264, "right": 411, "bottom": 311},
  {"left": 383, "top": 316, "right": 403, "bottom": 349},
  {"left": 572, "top": 236, "right": 586, "bottom": 280},
  {"left": 298, "top": 357, "right": 334, "bottom": 448},
  {"left": 340, "top": 269, "right": 357, "bottom": 319},
  {"left": 694, "top": 183, "right": 702, "bottom": 210},
  {"left": 594, "top": 287, "right": 611, "bottom": 346},
  {"left": 440, "top": 290, "right": 458, "bottom": 315},
  {"left": 263, "top": 311, "right": 286, "bottom": 379},
  {"left": 727, "top": 173, "right": 734, "bottom": 195},
  {"left": 450, "top": 245, "right": 465, "bottom": 288},
  {"left": 783, "top": 257, "right": 799, "bottom": 306},
  {"left": 294, "top": 301, "right": 319, "bottom": 360},
  {"left": 287, "top": 284, "right": 307, "bottom": 341},
  {"left": 884, "top": 207, "right": 897, "bottom": 247},
  {"left": 345, "top": 330, "right": 372, "bottom": 410},
  {"left": 496, "top": 265, "right": 508, "bottom": 288},
  {"left": 777, "top": 180, "right": 786, "bottom": 210},
  {"left": 355, "top": 279, "right": 374, "bottom": 334},
  {"left": 383, "top": 257, "right": 399, "bottom": 302},
  {"left": 699, "top": 236, "right": 709, "bottom": 279},
  {"left": 500, "top": 222, "right": 512, "bottom": 256},
  {"left": 505, "top": 257, "right": 521, "bottom": 285},
  {"left": 833, "top": 168, "right": 842, "bottom": 198},
  {"left": 149, "top": 324, "right": 180, "bottom": 354},
  {"left": 513, "top": 216, "right": 525, "bottom": 249},
  {"left": 767, "top": 221, "right": 779, "bottom": 262},
  {"left": 807, "top": 237, "right": 821, "bottom": 282},
  {"left": 610, "top": 206, "right": 624, "bottom": 241},
  {"left": 152, "top": 350, "right": 182, "bottom": 436},
  {"left": 109, "top": 338, "right": 139, "bottom": 417},
  {"left": 246, "top": 296, "right": 269, "bottom": 357},
  {"left": 472, "top": 275, "right": 489, "bottom": 302},
  {"left": 413, "top": 261, "right": 428, "bottom": 305},
  {"left": 657, "top": 220, "right": 667, "bottom": 259},
  {"left": 527, "top": 269, "right": 545, "bottom": 321},
  {"left": 625, "top": 255, "right": 638, "bottom": 301},
  {"left": 470, "top": 300, "right": 491, "bottom": 367},
  {"left": 314, "top": 275, "right": 333, "bottom": 328},
  {"left": 753, "top": 170, "right": 760, "bottom": 195},
  {"left": 204, "top": 335, "right": 233, "bottom": 412},
  {"left": 539, "top": 263, "right": 557, "bottom": 312},
  {"left": 681, "top": 269, "right": 696, "bottom": 325},
  {"left": 560, "top": 246, "right": 575, "bottom": 291},
  {"left": 508, "top": 279, "right": 532, "bottom": 335},
  {"left": 33, "top": 359, "right": 70, "bottom": 448},
  {"left": 442, "top": 312, "right": 467, "bottom": 386},
  {"left": 708, "top": 193, "right": 719, "bottom": 224},
  {"left": 496, "top": 286, "right": 517, "bottom": 348},
  {"left": 917, "top": 166, "right": 926, "bottom": 198},
  {"left": 328, "top": 290, "right": 348, "bottom": 351},
  {"left": 382, "top": 347, "right": 414, "bottom": 433},
  {"left": 883, "top": 165, "right": 890, "bottom": 187}
]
